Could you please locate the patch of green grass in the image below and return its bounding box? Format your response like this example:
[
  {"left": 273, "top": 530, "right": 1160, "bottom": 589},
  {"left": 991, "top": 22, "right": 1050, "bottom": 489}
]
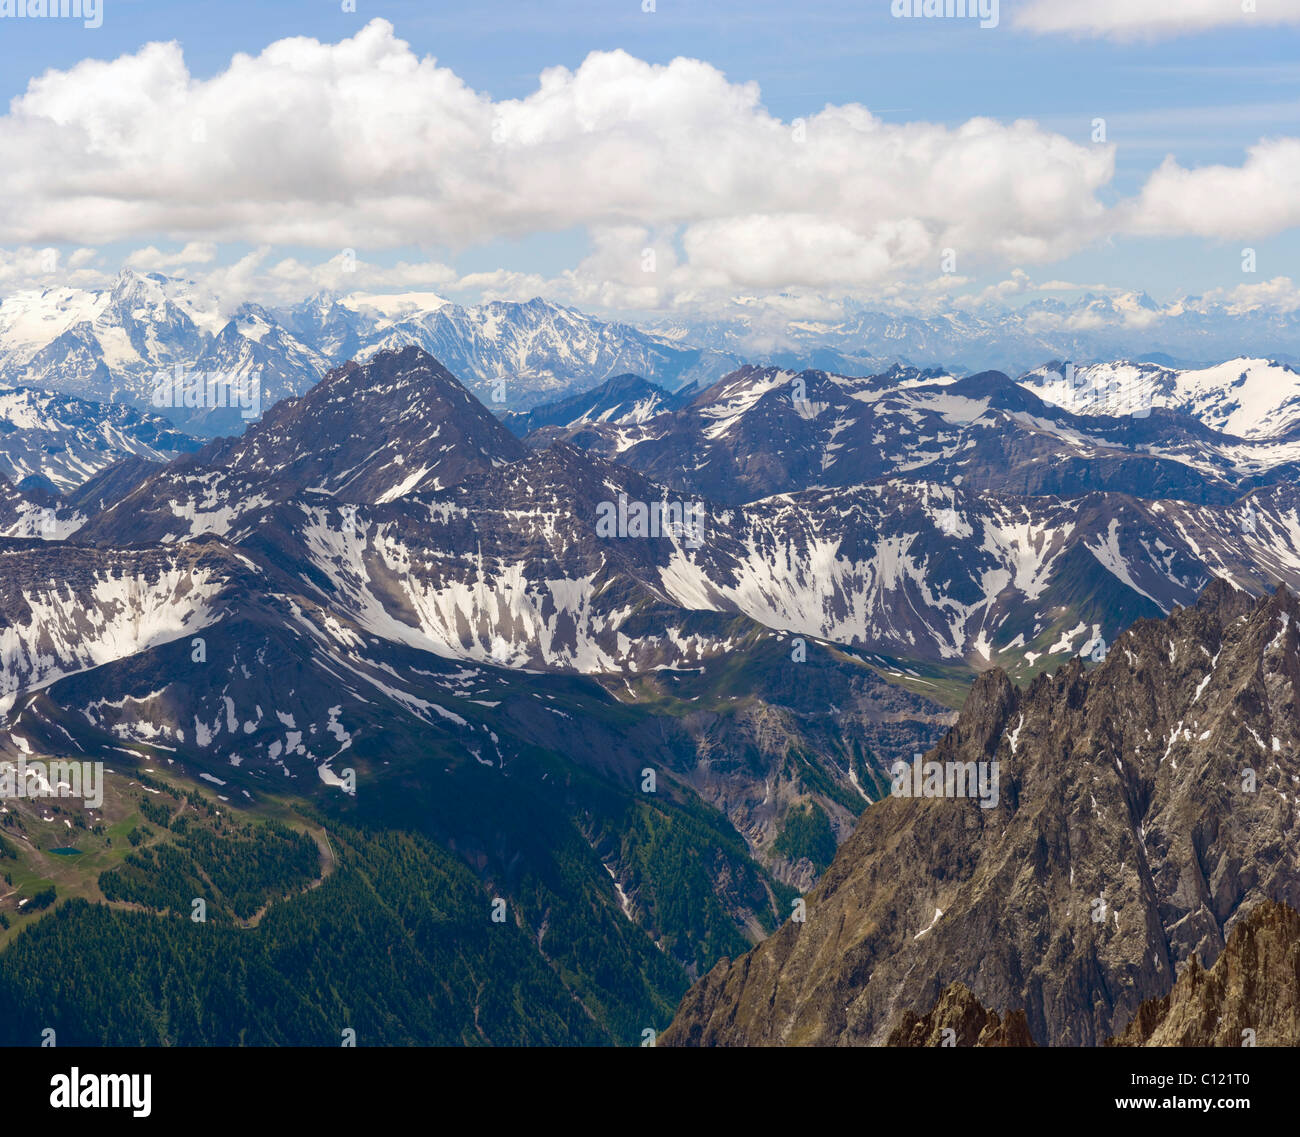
[{"left": 835, "top": 647, "right": 976, "bottom": 709}]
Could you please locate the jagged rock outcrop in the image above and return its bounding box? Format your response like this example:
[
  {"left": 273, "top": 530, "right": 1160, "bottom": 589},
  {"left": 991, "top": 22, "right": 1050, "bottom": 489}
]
[
  {"left": 663, "top": 581, "right": 1300, "bottom": 1046},
  {"left": 1108, "top": 899, "right": 1300, "bottom": 1046},
  {"left": 886, "top": 982, "right": 1035, "bottom": 1047}
]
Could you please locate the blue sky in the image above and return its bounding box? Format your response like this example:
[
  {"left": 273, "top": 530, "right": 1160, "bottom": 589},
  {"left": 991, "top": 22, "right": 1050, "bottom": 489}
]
[{"left": 0, "top": 0, "right": 1297, "bottom": 314}]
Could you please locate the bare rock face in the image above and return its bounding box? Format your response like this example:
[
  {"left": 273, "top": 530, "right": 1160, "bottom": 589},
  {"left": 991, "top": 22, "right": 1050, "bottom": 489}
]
[
  {"left": 1109, "top": 899, "right": 1300, "bottom": 1047},
  {"left": 886, "top": 982, "right": 1035, "bottom": 1047},
  {"left": 663, "top": 582, "right": 1300, "bottom": 1047}
]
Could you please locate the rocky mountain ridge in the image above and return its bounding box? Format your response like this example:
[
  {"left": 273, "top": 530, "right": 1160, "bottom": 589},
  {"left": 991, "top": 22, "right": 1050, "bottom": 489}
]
[{"left": 663, "top": 581, "right": 1300, "bottom": 1046}]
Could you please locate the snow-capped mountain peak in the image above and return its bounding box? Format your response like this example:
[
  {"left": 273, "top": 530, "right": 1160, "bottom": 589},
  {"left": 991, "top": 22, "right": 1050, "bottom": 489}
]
[
  {"left": 339, "top": 290, "right": 453, "bottom": 322},
  {"left": 1018, "top": 356, "right": 1300, "bottom": 440},
  {"left": 0, "top": 384, "right": 200, "bottom": 493}
]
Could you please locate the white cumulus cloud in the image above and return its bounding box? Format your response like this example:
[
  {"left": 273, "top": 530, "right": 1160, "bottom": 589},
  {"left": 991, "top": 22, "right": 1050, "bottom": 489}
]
[
  {"left": 1124, "top": 138, "right": 1300, "bottom": 238},
  {"left": 0, "top": 18, "right": 1296, "bottom": 308},
  {"left": 0, "top": 19, "right": 1116, "bottom": 296},
  {"left": 1014, "top": 0, "right": 1300, "bottom": 40}
]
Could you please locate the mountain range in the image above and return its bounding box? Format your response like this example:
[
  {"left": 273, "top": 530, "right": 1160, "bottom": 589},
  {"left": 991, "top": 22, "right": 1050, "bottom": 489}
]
[
  {"left": 6, "top": 346, "right": 1300, "bottom": 694},
  {"left": 0, "top": 384, "right": 199, "bottom": 495},
  {"left": 8, "top": 270, "right": 1300, "bottom": 442},
  {"left": 1, "top": 335, "right": 1297, "bottom": 1045},
  {"left": 649, "top": 291, "right": 1300, "bottom": 378},
  {"left": 0, "top": 271, "right": 739, "bottom": 434},
  {"left": 488, "top": 359, "right": 1300, "bottom": 681}
]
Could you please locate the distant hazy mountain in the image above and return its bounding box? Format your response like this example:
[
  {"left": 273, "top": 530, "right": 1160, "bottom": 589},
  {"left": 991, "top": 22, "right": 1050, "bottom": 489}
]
[
  {"left": 316, "top": 294, "right": 739, "bottom": 407},
  {"left": 0, "top": 272, "right": 742, "bottom": 435},
  {"left": 650, "top": 291, "right": 1300, "bottom": 378}
]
